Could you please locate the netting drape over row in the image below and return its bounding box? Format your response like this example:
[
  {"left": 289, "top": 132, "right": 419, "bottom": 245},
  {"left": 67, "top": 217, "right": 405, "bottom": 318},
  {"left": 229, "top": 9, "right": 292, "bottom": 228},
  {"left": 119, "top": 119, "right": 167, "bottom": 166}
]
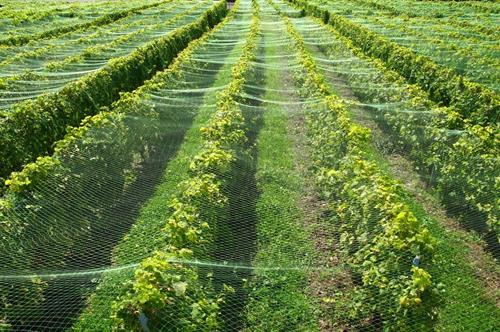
[{"left": 0, "top": 0, "right": 498, "bottom": 330}]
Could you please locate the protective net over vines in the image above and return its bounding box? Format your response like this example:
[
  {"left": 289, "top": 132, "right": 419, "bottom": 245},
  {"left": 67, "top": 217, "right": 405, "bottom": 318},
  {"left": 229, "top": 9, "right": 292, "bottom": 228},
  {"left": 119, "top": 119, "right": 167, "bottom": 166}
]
[
  {"left": 0, "top": 0, "right": 498, "bottom": 331},
  {"left": 0, "top": 0, "right": 217, "bottom": 109}
]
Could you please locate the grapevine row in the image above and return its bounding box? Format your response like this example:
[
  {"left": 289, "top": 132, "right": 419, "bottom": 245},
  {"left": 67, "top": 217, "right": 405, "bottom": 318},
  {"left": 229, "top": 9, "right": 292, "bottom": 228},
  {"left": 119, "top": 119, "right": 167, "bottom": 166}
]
[
  {"left": 46, "top": 1, "right": 211, "bottom": 72},
  {"left": 0, "top": 0, "right": 210, "bottom": 78},
  {"left": 0, "top": 0, "right": 183, "bottom": 71},
  {"left": 0, "top": 0, "right": 228, "bottom": 183},
  {"left": 271, "top": 0, "right": 436, "bottom": 328},
  {"left": 71, "top": 0, "right": 257, "bottom": 329},
  {"left": 0, "top": 1, "right": 167, "bottom": 46},
  {"left": 286, "top": 0, "right": 499, "bottom": 126},
  {"left": 0, "top": 2, "right": 235, "bottom": 330},
  {"left": 282, "top": 0, "right": 499, "bottom": 243},
  {"left": 346, "top": 0, "right": 497, "bottom": 34},
  {"left": 77, "top": 0, "right": 262, "bottom": 329}
]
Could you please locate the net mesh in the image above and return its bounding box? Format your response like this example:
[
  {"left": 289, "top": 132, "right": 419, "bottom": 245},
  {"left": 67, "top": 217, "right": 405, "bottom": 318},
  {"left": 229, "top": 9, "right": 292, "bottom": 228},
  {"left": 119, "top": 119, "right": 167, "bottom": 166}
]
[
  {"left": 0, "top": 0, "right": 214, "bottom": 109},
  {"left": 0, "top": 0, "right": 154, "bottom": 38},
  {"left": 0, "top": 0, "right": 498, "bottom": 331},
  {"left": 306, "top": 0, "right": 500, "bottom": 91}
]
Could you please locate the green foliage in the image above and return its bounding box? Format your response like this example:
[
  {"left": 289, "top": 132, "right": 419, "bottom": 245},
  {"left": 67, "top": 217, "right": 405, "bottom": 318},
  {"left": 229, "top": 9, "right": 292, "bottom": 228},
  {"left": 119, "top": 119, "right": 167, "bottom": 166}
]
[
  {"left": 109, "top": 1, "right": 261, "bottom": 328},
  {"left": 0, "top": 1, "right": 230, "bottom": 329},
  {"left": 310, "top": 98, "right": 436, "bottom": 329},
  {"left": 287, "top": 0, "right": 499, "bottom": 126},
  {"left": 74, "top": 2, "right": 249, "bottom": 329},
  {"left": 299, "top": 9, "right": 499, "bottom": 241},
  {"left": 0, "top": 0, "right": 228, "bottom": 181},
  {"left": 4, "top": 156, "right": 61, "bottom": 193},
  {"left": 435, "top": 124, "right": 499, "bottom": 239},
  {"left": 43, "top": 1, "right": 207, "bottom": 73},
  {"left": 0, "top": 1, "right": 166, "bottom": 46},
  {"left": 111, "top": 251, "right": 225, "bottom": 331},
  {"left": 276, "top": 6, "right": 437, "bottom": 328}
]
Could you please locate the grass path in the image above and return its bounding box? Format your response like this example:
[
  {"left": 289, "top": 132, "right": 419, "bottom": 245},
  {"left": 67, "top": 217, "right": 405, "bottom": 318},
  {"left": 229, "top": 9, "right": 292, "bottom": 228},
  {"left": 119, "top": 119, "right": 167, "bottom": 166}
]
[{"left": 242, "top": 1, "right": 325, "bottom": 330}]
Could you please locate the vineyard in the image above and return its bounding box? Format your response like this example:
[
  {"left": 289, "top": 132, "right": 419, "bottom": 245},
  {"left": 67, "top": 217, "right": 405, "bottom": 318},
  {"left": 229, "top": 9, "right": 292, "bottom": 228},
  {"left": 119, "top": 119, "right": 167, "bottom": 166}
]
[{"left": 0, "top": 0, "right": 498, "bottom": 330}]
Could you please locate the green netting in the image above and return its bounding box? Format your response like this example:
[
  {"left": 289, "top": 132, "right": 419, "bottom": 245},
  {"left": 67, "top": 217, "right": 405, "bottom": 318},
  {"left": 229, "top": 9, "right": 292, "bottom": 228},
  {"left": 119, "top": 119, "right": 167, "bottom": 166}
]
[
  {"left": 0, "top": 0, "right": 214, "bottom": 108},
  {"left": 0, "top": 0, "right": 498, "bottom": 331},
  {"left": 306, "top": 0, "right": 500, "bottom": 91},
  {"left": 0, "top": 0, "right": 158, "bottom": 38}
]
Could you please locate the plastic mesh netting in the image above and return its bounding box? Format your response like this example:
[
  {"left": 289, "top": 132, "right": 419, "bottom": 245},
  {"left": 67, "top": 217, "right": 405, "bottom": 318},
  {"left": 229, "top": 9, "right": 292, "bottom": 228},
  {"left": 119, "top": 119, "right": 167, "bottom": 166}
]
[
  {"left": 0, "top": 0, "right": 215, "bottom": 108},
  {"left": 0, "top": 0, "right": 498, "bottom": 331}
]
